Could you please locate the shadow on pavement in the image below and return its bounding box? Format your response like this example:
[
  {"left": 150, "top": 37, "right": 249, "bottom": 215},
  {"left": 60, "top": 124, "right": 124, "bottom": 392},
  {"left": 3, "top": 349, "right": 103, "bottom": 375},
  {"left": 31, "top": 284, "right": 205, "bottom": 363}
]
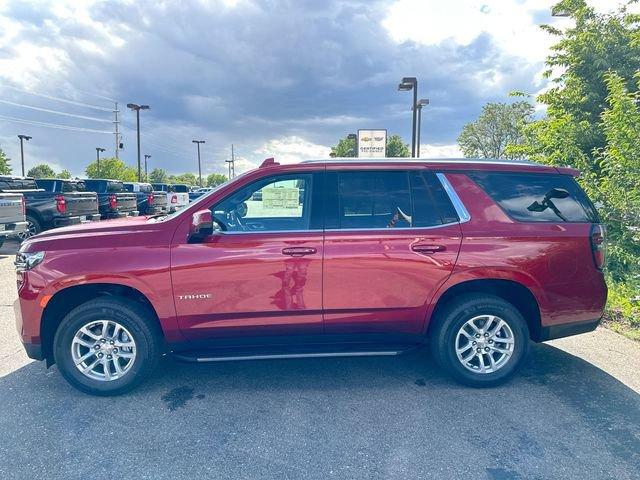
[{"left": 0, "top": 342, "right": 638, "bottom": 479}]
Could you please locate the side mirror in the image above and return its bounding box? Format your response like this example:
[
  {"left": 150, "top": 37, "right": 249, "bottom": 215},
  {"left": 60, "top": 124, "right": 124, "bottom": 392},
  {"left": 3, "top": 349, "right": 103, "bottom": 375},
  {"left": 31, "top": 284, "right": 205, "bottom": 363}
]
[{"left": 189, "top": 209, "right": 214, "bottom": 240}]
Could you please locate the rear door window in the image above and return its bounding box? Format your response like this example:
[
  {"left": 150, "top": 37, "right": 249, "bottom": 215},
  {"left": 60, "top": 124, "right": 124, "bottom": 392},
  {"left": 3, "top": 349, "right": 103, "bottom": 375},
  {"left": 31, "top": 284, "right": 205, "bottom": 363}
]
[
  {"left": 468, "top": 172, "right": 599, "bottom": 223},
  {"left": 325, "top": 170, "right": 458, "bottom": 229}
]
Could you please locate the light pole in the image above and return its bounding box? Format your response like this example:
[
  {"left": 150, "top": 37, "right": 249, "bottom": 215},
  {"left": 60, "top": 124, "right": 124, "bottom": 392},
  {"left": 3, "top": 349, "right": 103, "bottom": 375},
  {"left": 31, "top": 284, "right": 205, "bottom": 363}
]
[
  {"left": 347, "top": 133, "right": 357, "bottom": 157},
  {"left": 17, "top": 135, "right": 32, "bottom": 177},
  {"left": 96, "top": 147, "right": 106, "bottom": 177},
  {"left": 144, "top": 154, "right": 151, "bottom": 181},
  {"left": 398, "top": 77, "right": 418, "bottom": 157},
  {"left": 127, "top": 103, "right": 150, "bottom": 181},
  {"left": 416, "top": 99, "right": 429, "bottom": 158},
  {"left": 192, "top": 140, "right": 205, "bottom": 186}
]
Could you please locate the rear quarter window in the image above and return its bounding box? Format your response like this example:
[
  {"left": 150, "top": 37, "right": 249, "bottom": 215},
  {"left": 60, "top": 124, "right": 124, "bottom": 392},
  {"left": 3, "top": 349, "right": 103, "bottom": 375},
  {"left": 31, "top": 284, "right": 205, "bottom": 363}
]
[{"left": 468, "top": 172, "right": 599, "bottom": 223}]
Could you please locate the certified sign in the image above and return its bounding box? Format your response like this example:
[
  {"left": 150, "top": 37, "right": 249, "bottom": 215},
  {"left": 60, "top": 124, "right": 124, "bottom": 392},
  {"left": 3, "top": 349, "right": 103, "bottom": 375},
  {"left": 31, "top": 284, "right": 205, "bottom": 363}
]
[{"left": 357, "top": 129, "right": 386, "bottom": 158}]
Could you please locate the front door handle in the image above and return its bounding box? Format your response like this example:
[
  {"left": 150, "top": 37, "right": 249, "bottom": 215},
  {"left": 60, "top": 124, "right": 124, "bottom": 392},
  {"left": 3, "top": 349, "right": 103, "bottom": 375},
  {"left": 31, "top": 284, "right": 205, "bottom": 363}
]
[
  {"left": 411, "top": 244, "right": 446, "bottom": 254},
  {"left": 282, "top": 247, "right": 317, "bottom": 256}
]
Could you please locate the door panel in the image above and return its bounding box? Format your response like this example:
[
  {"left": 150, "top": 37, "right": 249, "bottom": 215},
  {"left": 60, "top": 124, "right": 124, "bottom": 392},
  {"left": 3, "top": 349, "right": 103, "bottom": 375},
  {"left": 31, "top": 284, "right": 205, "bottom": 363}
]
[
  {"left": 321, "top": 168, "right": 462, "bottom": 335},
  {"left": 172, "top": 232, "right": 323, "bottom": 340},
  {"left": 323, "top": 225, "right": 461, "bottom": 334}
]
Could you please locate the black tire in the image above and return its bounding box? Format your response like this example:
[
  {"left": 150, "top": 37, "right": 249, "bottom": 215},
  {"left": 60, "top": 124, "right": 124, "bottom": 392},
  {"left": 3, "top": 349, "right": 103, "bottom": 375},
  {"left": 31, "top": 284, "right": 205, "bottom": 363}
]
[
  {"left": 19, "top": 214, "right": 41, "bottom": 241},
  {"left": 53, "top": 297, "right": 163, "bottom": 396},
  {"left": 429, "top": 294, "right": 530, "bottom": 387},
  {"left": 0, "top": 236, "right": 5, "bottom": 249}
]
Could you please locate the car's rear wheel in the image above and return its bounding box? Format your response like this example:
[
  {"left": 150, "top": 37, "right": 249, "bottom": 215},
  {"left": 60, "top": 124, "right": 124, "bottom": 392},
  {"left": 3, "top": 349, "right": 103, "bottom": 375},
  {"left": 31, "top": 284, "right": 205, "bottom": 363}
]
[
  {"left": 18, "top": 215, "right": 41, "bottom": 241},
  {"left": 53, "top": 297, "right": 163, "bottom": 396},
  {"left": 429, "top": 294, "right": 529, "bottom": 387}
]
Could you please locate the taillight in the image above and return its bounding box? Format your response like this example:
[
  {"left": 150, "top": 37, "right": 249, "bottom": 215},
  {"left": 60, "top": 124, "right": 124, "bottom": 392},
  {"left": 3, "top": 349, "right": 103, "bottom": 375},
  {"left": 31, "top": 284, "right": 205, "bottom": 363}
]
[
  {"left": 147, "top": 193, "right": 154, "bottom": 205},
  {"left": 55, "top": 195, "right": 67, "bottom": 214},
  {"left": 20, "top": 196, "right": 25, "bottom": 216},
  {"left": 590, "top": 224, "right": 606, "bottom": 270},
  {"left": 108, "top": 194, "right": 118, "bottom": 210},
  {"left": 171, "top": 195, "right": 178, "bottom": 204}
]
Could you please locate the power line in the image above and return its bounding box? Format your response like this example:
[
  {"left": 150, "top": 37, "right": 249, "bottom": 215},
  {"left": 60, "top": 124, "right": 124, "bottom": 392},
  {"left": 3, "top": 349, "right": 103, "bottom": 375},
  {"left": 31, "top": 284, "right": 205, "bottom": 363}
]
[
  {"left": 0, "top": 114, "right": 114, "bottom": 134},
  {"left": 0, "top": 99, "right": 112, "bottom": 123},
  {"left": 0, "top": 84, "right": 114, "bottom": 112}
]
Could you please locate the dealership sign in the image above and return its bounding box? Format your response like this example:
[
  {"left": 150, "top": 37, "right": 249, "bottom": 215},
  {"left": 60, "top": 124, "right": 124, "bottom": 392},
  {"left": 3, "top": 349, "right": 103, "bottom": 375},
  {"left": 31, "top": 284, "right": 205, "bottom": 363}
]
[{"left": 357, "top": 129, "right": 387, "bottom": 158}]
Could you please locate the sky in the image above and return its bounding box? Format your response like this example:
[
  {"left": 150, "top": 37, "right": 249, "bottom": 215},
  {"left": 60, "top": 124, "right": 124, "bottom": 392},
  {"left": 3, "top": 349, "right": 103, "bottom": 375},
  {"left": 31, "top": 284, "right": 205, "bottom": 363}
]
[{"left": 0, "top": 0, "right": 634, "bottom": 177}]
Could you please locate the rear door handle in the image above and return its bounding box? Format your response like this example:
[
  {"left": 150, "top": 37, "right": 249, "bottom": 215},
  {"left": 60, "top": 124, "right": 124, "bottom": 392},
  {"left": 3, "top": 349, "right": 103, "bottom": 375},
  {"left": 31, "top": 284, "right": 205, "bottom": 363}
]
[
  {"left": 411, "top": 244, "right": 446, "bottom": 254},
  {"left": 282, "top": 247, "right": 317, "bottom": 256}
]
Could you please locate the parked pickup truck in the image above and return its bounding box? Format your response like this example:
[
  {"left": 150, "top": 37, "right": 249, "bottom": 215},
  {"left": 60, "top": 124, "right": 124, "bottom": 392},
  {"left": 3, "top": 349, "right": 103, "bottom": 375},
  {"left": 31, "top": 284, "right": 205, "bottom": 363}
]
[
  {"left": 151, "top": 183, "right": 190, "bottom": 212},
  {"left": 123, "top": 182, "right": 168, "bottom": 215},
  {"left": 83, "top": 179, "right": 139, "bottom": 219},
  {"left": 0, "top": 192, "right": 27, "bottom": 248},
  {"left": 0, "top": 175, "right": 99, "bottom": 239}
]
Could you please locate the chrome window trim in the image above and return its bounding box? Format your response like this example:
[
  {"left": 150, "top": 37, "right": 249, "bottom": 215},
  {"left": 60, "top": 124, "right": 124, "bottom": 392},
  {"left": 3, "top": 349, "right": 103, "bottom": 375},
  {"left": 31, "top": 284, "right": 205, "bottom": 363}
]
[
  {"left": 216, "top": 222, "right": 460, "bottom": 235},
  {"left": 436, "top": 172, "right": 471, "bottom": 223}
]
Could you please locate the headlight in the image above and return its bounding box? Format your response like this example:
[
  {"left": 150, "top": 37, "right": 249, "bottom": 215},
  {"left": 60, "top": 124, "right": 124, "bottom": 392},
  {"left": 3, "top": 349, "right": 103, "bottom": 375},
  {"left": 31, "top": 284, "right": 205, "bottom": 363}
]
[{"left": 15, "top": 251, "right": 45, "bottom": 272}]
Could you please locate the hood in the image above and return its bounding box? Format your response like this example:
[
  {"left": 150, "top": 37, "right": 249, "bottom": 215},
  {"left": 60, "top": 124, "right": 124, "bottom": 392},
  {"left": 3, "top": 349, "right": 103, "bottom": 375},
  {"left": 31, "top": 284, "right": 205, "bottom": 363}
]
[{"left": 21, "top": 215, "right": 173, "bottom": 253}]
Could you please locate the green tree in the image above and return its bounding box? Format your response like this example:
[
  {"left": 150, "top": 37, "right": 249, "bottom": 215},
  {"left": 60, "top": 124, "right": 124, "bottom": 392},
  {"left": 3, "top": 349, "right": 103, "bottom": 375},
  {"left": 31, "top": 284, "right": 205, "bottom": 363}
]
[
  {"left": 330, "top": 136, "right": 357, "bottom": 157},
  {"left": 595, "top": 72, "right": 640, "bottom": 280},
  {"left": 458, "top": 101, "right": 534, "bottom": 159},
  {"left": 57, "top": 169, "right": 72, "bottom": 179},
  {"left": 385, "top": 134, "right": 410, "bottom": 157},
  {"left": 0, "top": 147, "right": 11, "bottom": 175},
  {"left": 330, "top": 133, "right": 410, "bottom": 158},
  {"left": 169, "top": 172, "right": 198, "bottom": 185},
  {"left": 27, "top": 164, "right": 56, "bottom": 179},
  {"left": 148, "top": 168, "right": 168, "bottom": 184},
  {"left": 85, "top": 157, "right": 137, "bottom": 181},
  {"left": 206, "top": 173, "right": 228, "bottom": 187}
]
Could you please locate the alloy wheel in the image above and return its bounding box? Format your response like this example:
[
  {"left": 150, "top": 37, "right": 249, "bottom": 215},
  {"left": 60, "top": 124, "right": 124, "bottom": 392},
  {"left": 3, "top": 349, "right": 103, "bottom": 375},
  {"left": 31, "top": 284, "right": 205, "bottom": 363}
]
[
  {"left": 71, "top": 320, "right": 137, "bottom": 381},
  {"left": 455, "top": 315, "right": 515, "bottom": 374}
]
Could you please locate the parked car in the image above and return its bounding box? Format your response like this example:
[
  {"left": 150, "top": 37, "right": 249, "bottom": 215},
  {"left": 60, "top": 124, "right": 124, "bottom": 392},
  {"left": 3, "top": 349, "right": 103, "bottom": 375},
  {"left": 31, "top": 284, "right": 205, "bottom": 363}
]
[
  {"left": 83, "top": 179, "right": 139, "bottom": 219},
  {"left": 189, "top": 186, "right": 213, "bottom": 202},
  {"left": 0, "top": 192, "right": 26, "bottom": 247},
  {"left": 0, "top": 176, "right": 99, "bottom": 239},
  {"left": 123, "top": 182, "right": 168, "bottom": 215},
  {"left": 14, "top": 158, "right": 607, "bottom": 395},
  {"left": 151, "top": 183, "right": 190, "bottom": 211}
]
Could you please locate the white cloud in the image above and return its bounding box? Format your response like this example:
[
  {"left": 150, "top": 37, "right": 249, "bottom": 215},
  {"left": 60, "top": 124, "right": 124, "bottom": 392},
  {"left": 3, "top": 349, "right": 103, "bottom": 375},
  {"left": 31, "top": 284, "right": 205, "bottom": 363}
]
[
  {"left": 419, "top": 143, "right": 462, "bottom": 159},
  {"left": 382, "top": 0, "right": 638, "bottom": 68},
  {"left": 253, "top": 136, "right": 331, "bottom": 165}
]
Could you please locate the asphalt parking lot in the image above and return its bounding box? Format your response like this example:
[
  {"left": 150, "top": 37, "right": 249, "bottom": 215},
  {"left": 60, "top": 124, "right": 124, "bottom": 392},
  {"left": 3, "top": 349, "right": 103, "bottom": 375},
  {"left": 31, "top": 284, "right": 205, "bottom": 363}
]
[{"left": 0, "top": 239, "right": 639, "bottom": 480}]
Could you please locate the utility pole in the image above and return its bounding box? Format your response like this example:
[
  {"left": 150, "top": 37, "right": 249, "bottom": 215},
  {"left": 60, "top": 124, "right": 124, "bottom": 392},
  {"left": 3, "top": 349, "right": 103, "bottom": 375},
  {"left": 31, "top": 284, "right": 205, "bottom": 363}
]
[
  {"left": 17, "top": 135, "right": 32, "bottom": 177},
  {"left": 192, "top": 140, "right": 205, "bottom": 186},
  {"left": 96, "top": 147, "right": 106, "bottom": 177},
  {"left": 127, "top": 103, "right": 150, "bottom": 182},
  {"left": 114, "top": 102, "right": 120, "bottom": 159},
  {"left": 144, "top": 154, "right": 151, "bottom": 181}
]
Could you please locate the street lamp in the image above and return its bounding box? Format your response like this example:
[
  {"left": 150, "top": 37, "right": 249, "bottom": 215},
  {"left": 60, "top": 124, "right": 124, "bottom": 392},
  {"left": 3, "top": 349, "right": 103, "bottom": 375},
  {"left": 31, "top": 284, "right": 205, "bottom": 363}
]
[
  {"left": 416, "top": 98, "right": 429, "bottom": 158},
  {"left": 347, "top": 133, "right": 357, "bottom": 157},
  {"left": 127, "top": 103, "right": 150, "bottom": 181},
  {"left": 398, "top": 77, "right": 418, "bottom": 157},
  {"left": 17, "top": 135, "right": 32, "bottom": 177},
  {"left": 96, "top": 147, "right": 106, "bottom": 177},
  {"left": 192, "top": 140, "right": 205, "bottom": 186},
  {"left": 144, "top": 154, "right": 151, "bottom": 182}
]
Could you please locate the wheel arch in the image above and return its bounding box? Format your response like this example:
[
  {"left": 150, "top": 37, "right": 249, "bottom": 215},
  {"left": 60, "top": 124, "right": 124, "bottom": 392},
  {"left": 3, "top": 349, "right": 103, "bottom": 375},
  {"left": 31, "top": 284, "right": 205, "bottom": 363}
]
[
  {"left": 427, "top": 278, "right": 542, "bottom": 341},
  {"left": 40, "top": 283, "right": 164, "bottom": 363}
]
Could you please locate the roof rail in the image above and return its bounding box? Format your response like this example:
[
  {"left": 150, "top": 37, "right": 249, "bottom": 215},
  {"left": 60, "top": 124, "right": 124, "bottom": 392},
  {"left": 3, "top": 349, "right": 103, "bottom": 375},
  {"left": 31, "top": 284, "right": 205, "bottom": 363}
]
[{"left": 260, "top": 157, "right": 279, "bottom": 168}]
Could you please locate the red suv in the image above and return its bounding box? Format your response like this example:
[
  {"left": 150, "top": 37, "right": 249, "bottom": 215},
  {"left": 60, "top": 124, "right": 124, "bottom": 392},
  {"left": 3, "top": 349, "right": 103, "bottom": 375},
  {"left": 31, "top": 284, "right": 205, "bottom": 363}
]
[{"left": 14, "top": 158, "right": 607, "bottom": 395}]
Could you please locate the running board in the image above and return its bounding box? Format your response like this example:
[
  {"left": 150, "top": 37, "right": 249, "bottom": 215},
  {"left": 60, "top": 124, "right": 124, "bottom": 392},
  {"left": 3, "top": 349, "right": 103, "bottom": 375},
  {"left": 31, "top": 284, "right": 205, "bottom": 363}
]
[{"left": 173, "top": 349, "right": 404, "bottom": 363}]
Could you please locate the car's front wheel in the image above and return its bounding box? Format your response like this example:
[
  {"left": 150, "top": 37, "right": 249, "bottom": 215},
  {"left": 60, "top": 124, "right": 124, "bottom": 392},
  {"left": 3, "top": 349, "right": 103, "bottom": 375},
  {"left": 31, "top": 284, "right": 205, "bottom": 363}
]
[
  {"left": 429, "top": 294, "right": 530, "bottom": 387},
  {"left": 53, "top": 298, "right": 163, "bottom": 395}
]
